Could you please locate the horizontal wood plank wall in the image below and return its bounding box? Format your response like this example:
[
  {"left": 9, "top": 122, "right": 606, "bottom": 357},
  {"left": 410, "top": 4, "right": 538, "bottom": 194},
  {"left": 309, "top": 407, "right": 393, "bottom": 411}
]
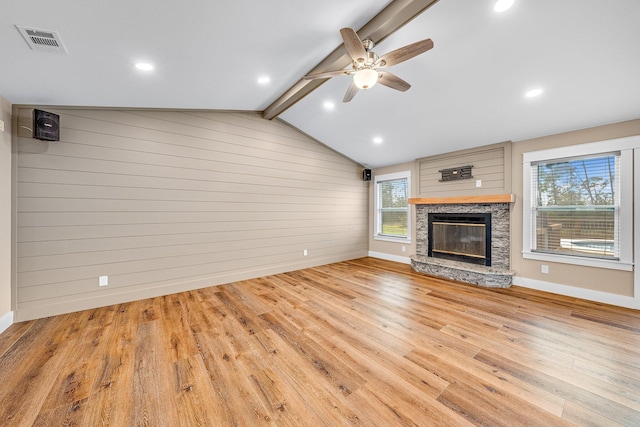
[
  {"left": 417, "top": 142, "right": 511, "bottom": 197},
  {"left": 14, "top": 108, "right": 368, "bottom": 321}
]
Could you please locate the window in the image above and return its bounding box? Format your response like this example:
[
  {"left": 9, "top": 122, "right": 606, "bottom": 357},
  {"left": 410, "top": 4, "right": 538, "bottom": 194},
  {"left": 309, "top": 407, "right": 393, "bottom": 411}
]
[
  {"left": 523, "top": 137, "right": 637, "bottom": 271},
  {"left": 374, "top": 171, "right": 411, "bottom": 242},
  {"left": 532, "top": 154, "right": 619, "bottom": 258}
]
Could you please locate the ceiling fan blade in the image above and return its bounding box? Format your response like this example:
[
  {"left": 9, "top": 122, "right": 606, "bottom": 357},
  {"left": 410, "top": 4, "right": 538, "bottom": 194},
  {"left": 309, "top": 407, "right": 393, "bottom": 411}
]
[
  {"left": 378, "top": 38, "right": 434, "bottom": 68},
  {"left": 378, "top": 72, "right": 411, "bottom": 92},
  {"left": 343, "top": 81, "right": 359, "bottom": 103},
  {"left": 303, "top": 69, "right": 351, "bottom": 80},
  {"left": 340, "top": 28, "right": 368, "bottom": 64}
]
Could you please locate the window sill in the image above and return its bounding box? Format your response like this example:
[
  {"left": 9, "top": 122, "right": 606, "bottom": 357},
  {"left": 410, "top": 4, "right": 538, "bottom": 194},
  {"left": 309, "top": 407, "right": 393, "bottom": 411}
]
[
  {"left": 374, "top": 235, "right": 411, "bottom": 244},
  {"left": 522, "top": 251, "right": 633, "bottom": 271}
]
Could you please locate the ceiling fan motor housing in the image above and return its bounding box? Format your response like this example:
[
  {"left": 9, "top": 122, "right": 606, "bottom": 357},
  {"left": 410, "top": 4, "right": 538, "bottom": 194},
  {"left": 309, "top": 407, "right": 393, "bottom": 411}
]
[{"left": 354, "top": 51, "right": 379, "bottom": 70}]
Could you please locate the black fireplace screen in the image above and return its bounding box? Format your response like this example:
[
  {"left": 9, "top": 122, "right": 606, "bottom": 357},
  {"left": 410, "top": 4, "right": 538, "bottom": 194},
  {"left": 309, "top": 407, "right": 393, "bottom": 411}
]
[{"left": 428, "top": 213, "right": 491, "bottom": 266}]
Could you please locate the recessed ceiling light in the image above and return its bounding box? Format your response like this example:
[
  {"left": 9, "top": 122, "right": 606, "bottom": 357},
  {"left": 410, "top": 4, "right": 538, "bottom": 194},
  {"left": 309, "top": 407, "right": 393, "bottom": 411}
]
[
  {"left": 257, "top": 76, "right": 271, "bottom": 85},
  {"left": 494, "top": 0, "right": 514, "bottom": 12},
  {"left": 135, "top": 62, "right": 154, "bottom": 71},
  {"left": 373, "top": 137, "right": 384, "bottom": 144},
  {"left": 323, "top": 101, "right": 335, "bottom": 110},
  {"left": 525, "top": 88, "right": 543, "bottom": 98}
]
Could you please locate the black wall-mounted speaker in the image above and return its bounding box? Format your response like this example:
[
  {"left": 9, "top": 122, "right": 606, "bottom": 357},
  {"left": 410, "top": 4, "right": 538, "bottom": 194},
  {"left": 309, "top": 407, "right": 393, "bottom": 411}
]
[
  {"left": 362, "top": 168, "right": 372, "bottom": 181},
  {"left": 33, "top": 109, "right": 60, "bottom": 141}
]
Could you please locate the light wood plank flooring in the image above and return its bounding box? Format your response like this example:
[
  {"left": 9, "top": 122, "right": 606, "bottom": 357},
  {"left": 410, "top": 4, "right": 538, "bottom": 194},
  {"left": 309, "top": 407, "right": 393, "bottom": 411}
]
[{"left": 1, "top": 257, "right": 640, "bottom": 426}]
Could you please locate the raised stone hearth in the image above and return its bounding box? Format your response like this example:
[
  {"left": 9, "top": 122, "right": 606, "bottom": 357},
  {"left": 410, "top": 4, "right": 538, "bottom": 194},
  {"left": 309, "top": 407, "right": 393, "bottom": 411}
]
[
  {"left": 409, "top": 195, "right": 515, "bottom": 288},
  {"left": 411, "top": 255, "right": 514, "bottom": 288}
]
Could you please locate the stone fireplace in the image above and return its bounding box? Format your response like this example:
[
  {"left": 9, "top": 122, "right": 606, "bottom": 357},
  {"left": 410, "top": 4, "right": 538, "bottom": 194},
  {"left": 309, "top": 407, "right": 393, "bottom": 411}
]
[{"left": 410, "top": 194, "right": 515, "bottom": 288}]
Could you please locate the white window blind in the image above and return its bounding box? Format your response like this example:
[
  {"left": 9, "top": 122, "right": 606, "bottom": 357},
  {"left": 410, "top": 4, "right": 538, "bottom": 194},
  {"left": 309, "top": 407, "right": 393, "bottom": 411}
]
[{"left": 531, "top": 152, "right": 620, "bottom": 260}]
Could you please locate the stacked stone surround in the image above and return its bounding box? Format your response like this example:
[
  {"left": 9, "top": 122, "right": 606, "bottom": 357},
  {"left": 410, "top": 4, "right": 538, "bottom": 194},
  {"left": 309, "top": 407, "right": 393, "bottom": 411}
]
[{"left": 411, "top": 202, "right": 514, "bottom": 288}]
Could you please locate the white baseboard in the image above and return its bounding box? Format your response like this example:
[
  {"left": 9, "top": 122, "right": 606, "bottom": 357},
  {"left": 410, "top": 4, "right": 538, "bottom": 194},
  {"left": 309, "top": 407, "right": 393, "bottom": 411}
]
[
  {"left": 0, "top": 311, "right": 14, "bottom": 334},
  {"left": 513, "top": 276, "right": 639, "bottom": 310},
  {"left": 368, "top": 251, "right": 411, "bottom": 265}
]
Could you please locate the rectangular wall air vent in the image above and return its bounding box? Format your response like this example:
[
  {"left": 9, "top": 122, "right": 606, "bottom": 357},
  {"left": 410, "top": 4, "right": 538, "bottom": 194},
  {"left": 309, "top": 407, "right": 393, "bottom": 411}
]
[{"left": 16, "top": 25, "right": 68, "bottom": 54}]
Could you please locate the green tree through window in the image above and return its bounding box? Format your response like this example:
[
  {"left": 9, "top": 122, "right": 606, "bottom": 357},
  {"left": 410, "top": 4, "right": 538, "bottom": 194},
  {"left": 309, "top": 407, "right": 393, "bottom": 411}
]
[
  {"left": 375, "top": 172, "right": 410, "bottom": 240},
  {"left": 380, "top": 179, "right": 408, "bottom": 236}
]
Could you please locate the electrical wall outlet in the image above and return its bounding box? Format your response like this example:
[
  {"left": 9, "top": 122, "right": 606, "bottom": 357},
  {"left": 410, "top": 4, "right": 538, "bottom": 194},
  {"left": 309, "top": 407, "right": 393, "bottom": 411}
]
[
  {"left": 401, "top": 245, "right": 406, "bottom": 252},
  {"left": 303, "top": 249, "right": 308, "bottom": 256},
  {"left": 99, "top": 275, "right": 109, "bottom": 286},
  {"left": 0, "top": 120, "right": 4, "bottom": 132},
  {"left": 541, "top": 265, "right": 549, "bottom": 274},
  {"left": 476, "top": 179, "right": 482, "bottom": 188}
]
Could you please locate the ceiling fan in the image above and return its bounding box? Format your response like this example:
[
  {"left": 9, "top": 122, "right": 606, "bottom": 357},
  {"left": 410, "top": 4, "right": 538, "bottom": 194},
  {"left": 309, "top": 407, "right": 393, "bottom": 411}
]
[{"left": 303, "top": 28, "right": 434, "bottom": 102}]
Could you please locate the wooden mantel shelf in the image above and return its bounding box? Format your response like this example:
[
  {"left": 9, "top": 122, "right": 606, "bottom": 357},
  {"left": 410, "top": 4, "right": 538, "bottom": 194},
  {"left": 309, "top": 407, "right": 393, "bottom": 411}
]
[{"left": 409, "top": 194, "right": 515, "bottom": 205}]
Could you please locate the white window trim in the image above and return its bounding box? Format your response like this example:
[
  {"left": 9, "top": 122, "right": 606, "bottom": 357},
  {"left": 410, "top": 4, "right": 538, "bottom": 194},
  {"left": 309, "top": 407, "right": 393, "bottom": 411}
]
[
  {"left": 522, "top": 135, "right": 640, "bottom": 271},
  {"left": 374, "top": 170, "right": 411, "bottom": 243}
]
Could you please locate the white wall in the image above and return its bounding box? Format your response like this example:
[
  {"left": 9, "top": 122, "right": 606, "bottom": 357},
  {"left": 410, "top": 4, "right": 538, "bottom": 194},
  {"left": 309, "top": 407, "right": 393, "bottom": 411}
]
[{"left": 0, "top": 96, "right": 12, "bottom": 332}]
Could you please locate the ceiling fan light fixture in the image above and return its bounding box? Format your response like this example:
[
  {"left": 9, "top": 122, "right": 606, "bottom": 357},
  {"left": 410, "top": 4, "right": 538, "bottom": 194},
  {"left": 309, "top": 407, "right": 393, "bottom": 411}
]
[{"left": 353, "top": 68, "right": 379, "bottom": 89}]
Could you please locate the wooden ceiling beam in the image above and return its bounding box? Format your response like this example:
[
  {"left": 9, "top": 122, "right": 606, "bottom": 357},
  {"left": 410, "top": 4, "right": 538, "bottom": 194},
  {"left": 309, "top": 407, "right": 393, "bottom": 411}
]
[{"left": 262, "top": 0, "right": 440, "bottom": 120}]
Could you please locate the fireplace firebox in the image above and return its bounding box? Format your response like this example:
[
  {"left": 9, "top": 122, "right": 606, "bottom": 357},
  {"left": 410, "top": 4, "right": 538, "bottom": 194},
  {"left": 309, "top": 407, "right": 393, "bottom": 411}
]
[{"left": 428, "top": 213, "right": 491, "bottom": 266}]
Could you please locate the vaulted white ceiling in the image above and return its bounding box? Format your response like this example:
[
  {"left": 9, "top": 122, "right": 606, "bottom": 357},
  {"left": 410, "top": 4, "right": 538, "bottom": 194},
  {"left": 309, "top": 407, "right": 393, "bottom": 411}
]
[{"left": 2, "top": 0, "right": 639, "bottom": 168}]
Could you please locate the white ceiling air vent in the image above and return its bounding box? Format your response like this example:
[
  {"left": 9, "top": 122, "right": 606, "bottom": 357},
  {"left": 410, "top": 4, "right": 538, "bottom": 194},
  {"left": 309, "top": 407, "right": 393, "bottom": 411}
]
[{"left": 16, "top": 25, "right": 68, "bottom": 54}]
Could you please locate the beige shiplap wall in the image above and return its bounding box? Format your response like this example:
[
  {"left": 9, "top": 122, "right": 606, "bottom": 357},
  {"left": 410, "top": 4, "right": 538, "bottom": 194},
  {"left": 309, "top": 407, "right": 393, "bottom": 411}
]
[
  {"left": 417, "top": 142, "right": 511, "bottom": 197},
  {"left": 14, "top": 108, "right": 368, "bottom": 321}
]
